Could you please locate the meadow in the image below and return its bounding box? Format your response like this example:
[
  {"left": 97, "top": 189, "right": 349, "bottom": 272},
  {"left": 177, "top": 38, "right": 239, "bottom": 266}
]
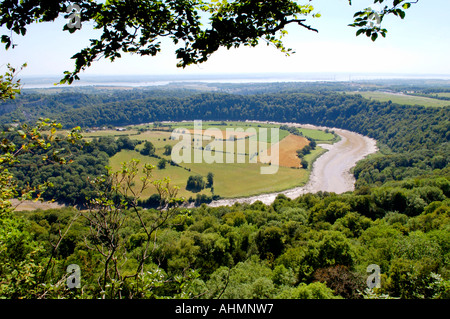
[
  {"left": 297, "top": 127, "right": 336, "bottom": 143},
  {"left": 346, "top": 91, "right": 450, "bottom": 107}
]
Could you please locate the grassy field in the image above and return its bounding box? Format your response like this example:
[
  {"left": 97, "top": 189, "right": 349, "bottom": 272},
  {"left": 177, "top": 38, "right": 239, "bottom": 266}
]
[
  {"left": 435, "top": 93, "right": 450, "bottom": 98},
  {"left": 86, "top": 121, "right": 337, "bottom": 200},
  {"left": 297, "top": 127, "right": 337, "bottom": 143},
  {"left": 110, "top": 145, "right": 309, "bottom": 199},
  {"left": 347, "top": 91, "right": 450, "bottom": 107},
  {"left": 82, "top": 129, "right": 140, "bottom": 139},
  {"left": 132, "top": 121, "right": 290, "bottom": 143}
]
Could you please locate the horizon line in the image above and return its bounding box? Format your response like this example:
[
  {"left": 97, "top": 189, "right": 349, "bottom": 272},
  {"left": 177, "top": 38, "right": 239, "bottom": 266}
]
[
  {"left": 18, "top": 72, "right": 450, "bottom": 89},
  {"left": 20, "top": 71, "right": 450, "bottom": 78}
]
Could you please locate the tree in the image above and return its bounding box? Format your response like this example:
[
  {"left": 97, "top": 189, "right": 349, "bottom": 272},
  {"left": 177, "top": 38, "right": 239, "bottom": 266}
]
[
  {"left": 0, "top": 119, "right": 83, "bottom": 211},
  {"left": 157, "top": 158, "right": 167, "bottom": 169},
  {"left": 186, "top": 175, "right": 205, "bottom": 193},
  {"left": 82, "top": 159, "right": 185, "bottom": 298},
  {"left": 0, "top": 63, "right": 26, "bottom": 101},
  {"left": 0, "top": 118, "right": 83, "bottom": 298},
  {"left": 277, "top": 282, "right": 341, "bottom": 299},
  {"left": 163, "top": 144, "right": 172, "bottom": 156},
  {"left": 116, "top": 136, "right": 139, "bottom": 151},
  {"left": 313, "top": 265, "right": 365, "bottom": 299},
  {"left": 300, "top": 231, "right": 355, "bottom": 280},
  {"left": 0, "top": 69, "right": 87, "bottom": 298},
  {"left": 0, "top": 215, "right": 45, "bottom": 298},
  {"left": 0, "top": 1, "right": 418, "bottom": 83},
  {"left": 206, "top": 172, "right": 214, "bottom": 188},
  {"left": 140, "top": 141, "right": 155, "bottom": 156},
  {"left": 256, "top": 226, "right": 285, "bottom": 260},
  {"left": 301, "top": 159, "right": 308, "bottom": 169}
]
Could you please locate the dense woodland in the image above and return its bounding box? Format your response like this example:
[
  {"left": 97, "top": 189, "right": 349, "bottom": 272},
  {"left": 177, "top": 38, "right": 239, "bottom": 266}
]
[
  {"left": 0, "top": 133, "right": 143, "bottom": 206},
  {"left": 0, "top": 81, "right": 449, "bottom": 299}
]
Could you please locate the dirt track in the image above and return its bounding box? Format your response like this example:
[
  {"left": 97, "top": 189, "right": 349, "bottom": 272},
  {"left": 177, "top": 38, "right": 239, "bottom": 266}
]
[{"left": 209, "top": 123, "right": 378, "bottom": 207}]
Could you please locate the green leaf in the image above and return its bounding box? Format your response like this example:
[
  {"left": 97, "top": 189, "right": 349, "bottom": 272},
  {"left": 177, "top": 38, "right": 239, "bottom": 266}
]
[{"left": 17, "top": 130, "right": 26, "bottom": 138}]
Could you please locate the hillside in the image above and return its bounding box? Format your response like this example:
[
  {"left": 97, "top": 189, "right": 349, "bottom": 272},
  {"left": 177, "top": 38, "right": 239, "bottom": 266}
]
[
  {"left": 1, "top": 81, "right": 449, "bottom": 300},
  {"left": 2, "top": 82, "right": 448, "bottom": 190}
]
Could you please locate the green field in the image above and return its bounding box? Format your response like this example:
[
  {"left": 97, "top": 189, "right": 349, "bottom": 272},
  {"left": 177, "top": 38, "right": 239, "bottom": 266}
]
[
  {"left": 347, "top": 91, "right": 450, "bottom": 107},
  {"left": 436, "top": 92, "right": 450, "bottom": 98},
  {"left": 82, "top": 129, "right": 139, "bottom": 139},
  {"left": 85, "top": 121, "right": 337, "bottom": 200},
  {"left": 111, "top": 151, "right": 309, "bottom": 199},
  {"left": 297, "top": 127, "right": 337, "bottom": 143},
  {"left": 132, "top": 121, "right": 290, "bottom": 143}
]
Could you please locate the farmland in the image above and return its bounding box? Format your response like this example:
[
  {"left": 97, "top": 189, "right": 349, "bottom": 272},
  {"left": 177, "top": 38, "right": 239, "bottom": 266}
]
[
  {"left": 81, "top": 121, "right": 334, "bottom": 200},
  {"left": 346, "top": 91, "right": 450, "bottom": 107}
]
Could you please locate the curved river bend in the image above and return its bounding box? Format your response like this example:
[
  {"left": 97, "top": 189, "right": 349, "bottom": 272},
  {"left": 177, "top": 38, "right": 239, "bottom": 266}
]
[{"left": 209, "top": 122, "right": 378, "bottom": 207}]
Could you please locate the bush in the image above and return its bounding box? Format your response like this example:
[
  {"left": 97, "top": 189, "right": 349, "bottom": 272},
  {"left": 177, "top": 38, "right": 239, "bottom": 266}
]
[
  {"left": 186, "top": 175, "right": 205, "bottom": 192},
  {"left": 158, "top": 158, "right": 167, "bottom": 169},
  {"left": 140, "top": 141, "right": 155, "bottom": 156}
]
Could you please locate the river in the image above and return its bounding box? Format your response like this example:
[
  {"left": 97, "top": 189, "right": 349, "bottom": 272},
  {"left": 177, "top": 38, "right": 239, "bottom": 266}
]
[{"left": 208, "top": 122, "right": 378, "bottom": 207}]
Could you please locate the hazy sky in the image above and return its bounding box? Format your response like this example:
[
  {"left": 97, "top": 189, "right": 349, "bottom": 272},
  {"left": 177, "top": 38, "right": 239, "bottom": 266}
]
[{"left": 1, "top": 0, "right": 449, "bottom": 78}]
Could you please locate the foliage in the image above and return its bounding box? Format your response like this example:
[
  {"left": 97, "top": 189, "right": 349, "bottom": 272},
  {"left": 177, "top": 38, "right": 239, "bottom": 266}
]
[
  {"left": 0, "top": 119, "right": 82, "bottom": 298},
  {"left": 349, "top": 0, "right": 417, "bottom": 41},
  {"left": 206, "top": 172, "right": 214, "bottom": 189},
  {"left": 186, "top": 175, "right": 206, "bottom": 193},
  {"left": 0, "top": 215, "right": 44, "bottom": 298},
  {"left": 313, "top": 265, "right": 365, "bottom": 299},
  {"left": 1, "top": 119, "right": 83, "bottom": 210},
  {"left": 158, "top": 158, "right": 167, "bottom": 169},
  {"left": 1, "top": 81, "right": 449, "bottom": 300},
  {"left": 277, "top": 282, "right": 341, "bottom": 299},
  {"left": 0, "top": 63, "right": 26, "bottom": 101},
  {"left": 140, "top": 141, "right": 155, "bottom": 156},
  {"left": 163, "top": 144, "right": 172, "bottom": 156},
  {"left": 5, "top": 134, "right": 140, "bottom": 206},
  {"left": 2, "top": 168, "right": 449, "bottom": 299}
]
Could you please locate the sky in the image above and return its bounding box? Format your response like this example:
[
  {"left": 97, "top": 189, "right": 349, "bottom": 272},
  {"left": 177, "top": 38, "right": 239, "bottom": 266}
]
[{"left": 1, "top": 0, "right": 450, "bottom": 80}]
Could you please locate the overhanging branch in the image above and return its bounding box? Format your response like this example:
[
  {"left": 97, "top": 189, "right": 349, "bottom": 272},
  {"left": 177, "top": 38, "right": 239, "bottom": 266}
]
[{"left": 271, "top": 19, "right": 319, "bottom": 34}]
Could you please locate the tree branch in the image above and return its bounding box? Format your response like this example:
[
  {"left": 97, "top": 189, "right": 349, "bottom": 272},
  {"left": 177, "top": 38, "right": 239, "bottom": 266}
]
[{"left": 271, "top": 19, "right": 318, "bottom": 34}]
